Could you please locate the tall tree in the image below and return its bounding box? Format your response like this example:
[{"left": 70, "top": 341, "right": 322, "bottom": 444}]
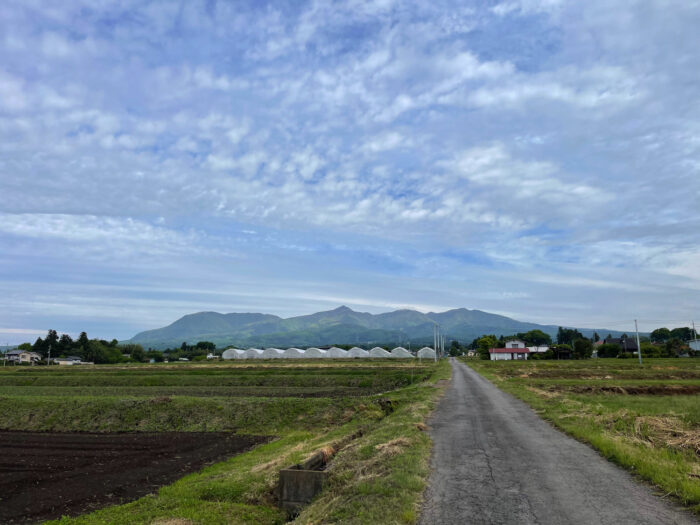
[
  {"left": 573, "top": 339, "right": 593, "bottom": 359},
  {"left": 670, "top": 327, "right": 694, "bottom": 341},
  {"left": 43, "top": 329, "right": 59, "bottom": 358},
  {"left": 476, "top": 335, "right": 498, "bottom": 360},
  {"left": 650, "top": 328, "right": 671, "bottom": 343},
  {"left": 57, "top": 334, "right": 73, "bottom": 355},
  {"left": 519, "top": 329, "right": 552, "bottom": 346}
]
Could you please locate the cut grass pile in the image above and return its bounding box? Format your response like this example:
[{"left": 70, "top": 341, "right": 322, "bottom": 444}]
[
  {"left": 0, "top": 360, "right": 449, "bottom": 524},
  {"left": 463, "top": 358, "right": 700, "bottom": 514}
]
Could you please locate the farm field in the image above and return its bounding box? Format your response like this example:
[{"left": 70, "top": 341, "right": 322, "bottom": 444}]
[
  {"left": 0, "top": 360, "right": 447, "bottom": 524},
  {"left": 464, "top": 358, "right": 700, "bottom": 514}
]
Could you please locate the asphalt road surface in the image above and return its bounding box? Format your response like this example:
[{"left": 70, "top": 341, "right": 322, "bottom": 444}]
[{"left": 419, "top": 358, "right": 698, "bottom": 525}]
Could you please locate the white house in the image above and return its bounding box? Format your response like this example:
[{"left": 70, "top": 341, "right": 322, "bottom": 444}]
[
  {"left": 6, "top": 350, "right": 41, "bottom": 364},
  {"left": 504, "top": 340, "right": 526, "bottom": 349},
  {"left": 489, "top": 347, "right": 530, "bottom": 361},
  {"left": 527, "top": 346, "right": 550, "bottom": 353}
]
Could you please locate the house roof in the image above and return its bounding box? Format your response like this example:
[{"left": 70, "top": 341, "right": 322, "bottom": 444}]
[{"left": 489, "top": 348, "right": 530, "bottom": 353}]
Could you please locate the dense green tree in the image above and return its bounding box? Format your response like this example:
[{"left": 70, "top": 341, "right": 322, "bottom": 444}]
[
  {"left": 77, "top": 332, "right": 89, "bottom": 352},
  {"left": 518, "top": 329, "right": 552, "bottom": 346},
  {"left": 57, "top": 334, "right": 73, "bottom": 356},
  {"left": 476, "top": 335, "right": 498, "bottom": 360},
  {"left": 597, "top": 343, "right": 620, "bottom": 358},
  {"left": 670, "top": 327, "right": 695, "bottom": 341},
  {"left": 573, "top": 339, "right": 593, "bottom": 359},
  {"left": 119, "top": 343, "right": 145, "bottom": 356},
  {"left": 130, "top": 346, "right": 147, "bottom": 362},
  {"left": 664, "top": 338, "right": 685, "bottom": 357},
  {"left": 593, "top": 332, "right": 600, "bottom": 342},
  {"left": 551, "top": 344, "right": 572, "bottom": 359},
  {"left": 18, "top": 342, "right": 32, "bottom": 351},
  {"left": 32, "top": 337, "right": 45, "bottom": 356},
  {"left": 556, "top": 327, "right": 583, "bottom": 346},
  {"left": 83, "top": 340, "right": 123, "bottom": 364},
  {"left": 195, "top": 341, "right": 216, "bottom": 351},
  {"left": 146, "top": 350, "right": 164, "bottom": 362},
  {"left": 650, "top": 328, "right": 671, "bottom": 343},
  {"left": 449, "top": 340, "right": 463, "bottom": 356}
]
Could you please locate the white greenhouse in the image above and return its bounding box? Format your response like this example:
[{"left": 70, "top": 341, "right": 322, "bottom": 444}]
[
  {"left": 390, "top": 347, "right": 413, "bottom": 358},
  {"left": 262, "top": 348, "right": 284, "bottom": 359},
  {"left": 304, "top": 347, "right": 328, "bottom": 358},
  {"left": 348, "top": 347, "right": 369, "bottom": 358},
  {"left": 369, "top": 347, "right": 391, "bottom": 358},
  {"left": 282, "top": 347, "right": 305, "bottom": 358},
  {"left": 221, "top": 348, "right": 245, "bottom": 360},
  {"left": 417, "top": 347, "right": 437, "bottom": 360},
  {"left": 243, "top": 348, "right": 264, "bottom": 359},
  {"left": 327, "top": 347, "right": 349, "bottom": 358}
]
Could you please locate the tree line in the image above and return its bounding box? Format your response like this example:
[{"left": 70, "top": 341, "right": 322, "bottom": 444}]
[{"left": 447, "top": 326, "right": 698, "bottom": 360}]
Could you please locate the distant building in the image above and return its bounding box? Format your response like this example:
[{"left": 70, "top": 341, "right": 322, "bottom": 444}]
[
  {"left": 527, "top": 346, "right": 550, "bottom": 353},
  {"left": 603, "top": 337, "right": 638, "bottom": 353},
  {"left": 6, "top": 350, "right": 41, "bottom": 364},
  {"left": 504, "top": 340, "right": 526, "bottom": 349},
  {"left": 54, "top": 356, "right": 82, "bottom": 365},
  {"left": 489, "top": 348, "right": 529, "bottom": 361},
  {"left": 690, "top": 340, "right": 700, "bottom": 351}
]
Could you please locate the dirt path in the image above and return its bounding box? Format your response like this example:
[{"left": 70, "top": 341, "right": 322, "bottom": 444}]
[
  {"left": 419, "top": 358, "right": 697, "bottom": 525},
  {"left": 0, "top": 431, "right": 269, "bottom": 524}
]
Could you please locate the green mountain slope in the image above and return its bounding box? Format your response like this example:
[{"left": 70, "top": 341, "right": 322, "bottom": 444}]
[{"left": 127, "top": 305, "right": 628, "bottom": 349}]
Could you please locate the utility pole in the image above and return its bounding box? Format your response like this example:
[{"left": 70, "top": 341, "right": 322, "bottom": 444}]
[
  {"left": 634, "top": 320, "right": 642, "bottom": 365},
  {"left": 48, "top": 344, "right": 51, "bottom": 367}
]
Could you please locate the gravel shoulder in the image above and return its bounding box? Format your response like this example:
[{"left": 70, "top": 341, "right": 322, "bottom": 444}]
[{"left": 419, "top": 358, "right": 698, "bottom": 525}]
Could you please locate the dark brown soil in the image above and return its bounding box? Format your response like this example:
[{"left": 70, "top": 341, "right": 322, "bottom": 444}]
[
  {"left": 561, "top": 385, "right": 700, "bottom": 395},
  {"left": 0, "top": 431, "right": 270, "bottom": 524}
]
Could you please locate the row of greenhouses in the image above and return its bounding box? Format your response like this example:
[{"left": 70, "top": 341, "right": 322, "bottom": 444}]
[{"left": 221, "top": 346, "right": 437, "bottom": 360}]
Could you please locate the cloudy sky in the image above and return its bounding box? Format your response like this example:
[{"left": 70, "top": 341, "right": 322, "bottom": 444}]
[{"left": 1, "top": 0, "right": 699, "bottom": 343}]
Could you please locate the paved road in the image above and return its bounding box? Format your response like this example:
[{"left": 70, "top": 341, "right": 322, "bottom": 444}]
[{"left": 419, "top": 358, "right": 697, "bottom": 525}]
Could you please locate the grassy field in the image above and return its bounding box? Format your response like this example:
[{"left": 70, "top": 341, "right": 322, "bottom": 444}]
[
  {"left": 0, "top": 359, "right": 449, "bottom": 524},
  {"left": 463, "top": 358, "right": 700, "bottom": 514}
]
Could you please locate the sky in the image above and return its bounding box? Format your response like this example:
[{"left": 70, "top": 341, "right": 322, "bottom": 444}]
[{"left": 1, "top": 0, "right": 700, "bottom": 344}]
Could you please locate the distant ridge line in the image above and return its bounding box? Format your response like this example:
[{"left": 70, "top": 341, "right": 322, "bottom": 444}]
[{"left": 127, "top": 305, "right": 628, "bottom": 350}]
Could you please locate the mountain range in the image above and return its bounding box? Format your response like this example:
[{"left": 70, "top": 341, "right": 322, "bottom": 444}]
[{"left": 127, "top": 306, "right": 626, "bottom": 349}]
